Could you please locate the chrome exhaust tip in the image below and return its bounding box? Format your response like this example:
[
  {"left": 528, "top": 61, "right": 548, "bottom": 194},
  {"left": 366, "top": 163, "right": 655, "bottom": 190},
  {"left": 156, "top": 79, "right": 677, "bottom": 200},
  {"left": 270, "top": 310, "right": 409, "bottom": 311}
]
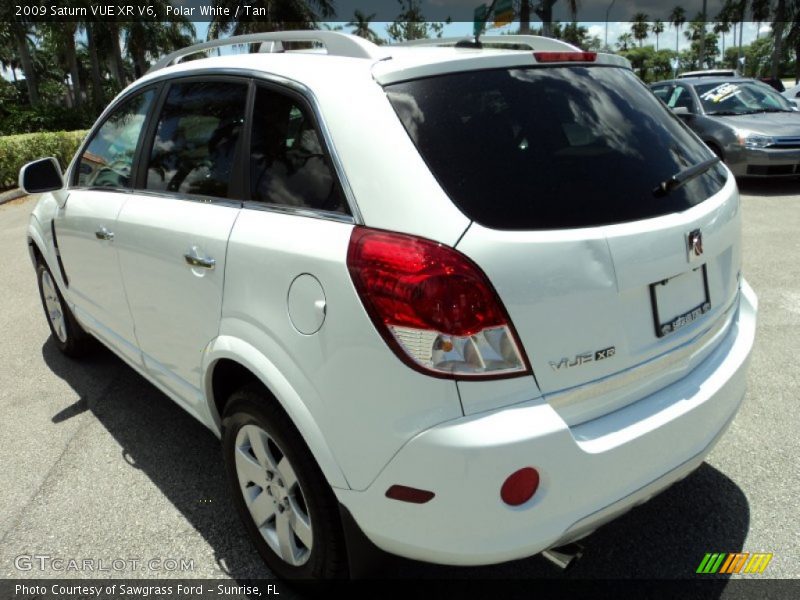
[{"left": 541, "top": 543, "right": 584, "bottom": 570}]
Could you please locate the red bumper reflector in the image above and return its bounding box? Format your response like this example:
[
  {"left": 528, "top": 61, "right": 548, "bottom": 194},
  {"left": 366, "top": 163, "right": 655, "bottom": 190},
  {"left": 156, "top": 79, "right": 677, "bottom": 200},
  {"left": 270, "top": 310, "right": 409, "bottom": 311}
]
[
  {"left": 501, "top": 467, "right": 540, "bottom": 506},
  {"left": 385, "top": 485, "right": 435, "bottom": 504},
  {"left": 533, "top": 51, "right": 597, "bottom": 63}
]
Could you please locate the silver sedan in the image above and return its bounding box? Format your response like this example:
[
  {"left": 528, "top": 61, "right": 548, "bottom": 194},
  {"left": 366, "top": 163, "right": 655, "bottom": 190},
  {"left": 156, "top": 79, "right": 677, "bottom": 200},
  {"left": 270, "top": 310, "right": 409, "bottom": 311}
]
[{"left": 651, "top": 77, "right": 800, "bottom": 177}]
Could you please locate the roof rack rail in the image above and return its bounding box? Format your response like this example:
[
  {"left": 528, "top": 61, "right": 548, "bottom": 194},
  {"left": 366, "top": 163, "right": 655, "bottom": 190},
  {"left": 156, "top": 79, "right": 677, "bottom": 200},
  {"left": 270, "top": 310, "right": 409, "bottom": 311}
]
[
  {"left": 148, "top": 31, "right": 385, "bottom": 73},
  {"left": 392, "top": 35, "right": 580, "bottom": 52}
]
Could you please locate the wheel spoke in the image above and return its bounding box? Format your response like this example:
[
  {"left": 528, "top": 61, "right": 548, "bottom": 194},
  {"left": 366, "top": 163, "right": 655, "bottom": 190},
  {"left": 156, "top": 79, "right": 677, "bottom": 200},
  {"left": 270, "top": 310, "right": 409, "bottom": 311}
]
[
  {"left": 235, "top": 447, "right": 267, "bottom": 488},
  {"left": 275, "top": 510, "right": 299, "bottom": 564},
  {"left": 289, "top": 508, "right": 313, "bottom": 549},
  {"left": 276, "top": 456, "right": 298, "bottom": 491},
  {"left": 248, "top": 429, "right": 277, "bottom": 471},
  {"left": 248, "top": 490, "right": 276, "bottom": 528}
]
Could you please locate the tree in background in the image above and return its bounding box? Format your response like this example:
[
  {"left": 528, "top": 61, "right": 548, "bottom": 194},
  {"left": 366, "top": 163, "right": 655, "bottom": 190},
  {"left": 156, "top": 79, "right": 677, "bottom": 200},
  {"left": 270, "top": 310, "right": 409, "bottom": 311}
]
[
  {"left": 787, "top": 0, "right": 800, "bottom": 82},
  {"left": 208, "top": 0, "right": 335, "bottom": 38},
  {"left": 126, "top": 21, "right": 197, "bottom": 79},
  {"left": 616, "top": 32, "right": 634, "bottom": 52},
  {"left": 684, "top": 18, "right": 720, "bottom": 69},
  {"left": 770, "top": 0, "right": 787, "bottom": 79},
  {"left": 631, "top": 13, "right": 649, "bottom": 48},
  {"left": 347, "top": 10, "right": 382, "bottom": 44},
  {"left": 652, "top": 20, "right": 665, "bottom": 51},
  {"left": 386, "top": 0, "right": 447, "bottom": 42},
  {"left": 751, "top": 0, "right": 771, "bottom": 39},
  {"left": 669, "top": 5, "right": 687, "bottom": 55},
  {"left": 713, "top": 20, "right": 731, "bottom": 60},
  {"left": 0, "top": 7, "right": 40, "bottom": 107}
]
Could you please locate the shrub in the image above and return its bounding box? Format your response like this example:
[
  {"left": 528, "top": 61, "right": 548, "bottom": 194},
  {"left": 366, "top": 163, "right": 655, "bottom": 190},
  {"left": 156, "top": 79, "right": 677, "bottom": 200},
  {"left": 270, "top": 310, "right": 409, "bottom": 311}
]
[
  {"left": 0, "top": 105, "right": 96, "bottom": 137},
  {"left": 0, "top": 130, "right": 88, "bottom": 191}
]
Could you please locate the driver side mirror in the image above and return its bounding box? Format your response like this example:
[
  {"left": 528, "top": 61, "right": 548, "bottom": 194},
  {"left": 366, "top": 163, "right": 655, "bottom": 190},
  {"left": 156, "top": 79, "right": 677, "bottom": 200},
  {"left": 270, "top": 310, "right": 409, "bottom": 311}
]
[{"left": 19, "top": 157, "right": 64, "bottom": 194}]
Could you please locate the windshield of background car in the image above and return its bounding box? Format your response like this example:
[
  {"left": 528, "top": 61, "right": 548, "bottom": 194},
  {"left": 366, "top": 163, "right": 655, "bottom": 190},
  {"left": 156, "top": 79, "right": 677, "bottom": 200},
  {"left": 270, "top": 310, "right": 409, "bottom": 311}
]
[
  {"left": 386, "top": 66, "right": 727, "bottom": 230},
  {"left": 695, "top": 81, "right": 795, "bottom": 115}
]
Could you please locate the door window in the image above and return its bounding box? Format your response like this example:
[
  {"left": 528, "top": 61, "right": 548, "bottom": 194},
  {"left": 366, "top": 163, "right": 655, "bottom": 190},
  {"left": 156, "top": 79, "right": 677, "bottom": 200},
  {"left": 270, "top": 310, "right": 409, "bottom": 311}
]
[
  {"left": 667, "top": 86, "right": 696, "bottom": 112},
  {"left": 145, "top": 81, "right": 248, "bottom": 199},
  {"left": 651, "top": 85, "right": 672, "bottom": 103},
  {"left": 248, "top": 86, "right": 347, "bottom": 214},
  {"left": 75, "top": 90, "right": 155, "bottom": 189}
]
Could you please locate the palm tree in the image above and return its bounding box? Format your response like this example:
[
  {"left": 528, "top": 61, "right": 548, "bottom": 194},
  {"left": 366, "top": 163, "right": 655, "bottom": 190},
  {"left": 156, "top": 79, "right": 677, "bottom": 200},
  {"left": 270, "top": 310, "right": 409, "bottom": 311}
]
[
  {"left": 616, "top": 32, "right": 634, "bottom": 52},
  {"left": 347, "top": 10, "right": 381, "bottom": 44},
  {"left": 631, "top": 13, "right": 649, "bottom": 48},
  {"left": 84, "top": 23, "right": 105, "bottom": 111},
  {"left": 125, "top": 21, "right": 197, "bottom": 78},
  {"left": 713, "top": 20, "right": 731, "bottom": 59},
  {"left": 670, "top": 5, "right": 687, "bottom": 54},
  {"left": 652, "top": 20, "right": 665, "bottom": 51},
  {"left": 531, "top": 0, "right": 579, "bottom": 38},
  {"left": 40, "top": 23, "right": 83, "bottom": 108},
  {"left": 0, "top": 12, "right": 40, "bottom": 106},
  {"left": 770, "top": 0, "right": 787, "bottom": 79},
  {"left": 208, "top": 0, "right": 336, "bottom": 39},
  {"left": 751, "top": 0, "right": 770, "bottom": 39}
]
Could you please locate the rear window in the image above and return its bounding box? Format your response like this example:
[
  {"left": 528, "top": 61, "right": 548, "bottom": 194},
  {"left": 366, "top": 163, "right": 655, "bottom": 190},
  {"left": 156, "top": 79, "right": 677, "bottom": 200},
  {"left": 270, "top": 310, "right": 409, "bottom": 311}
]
[{"left": 386, "top": 67, "right": 727, "bottom": 230}]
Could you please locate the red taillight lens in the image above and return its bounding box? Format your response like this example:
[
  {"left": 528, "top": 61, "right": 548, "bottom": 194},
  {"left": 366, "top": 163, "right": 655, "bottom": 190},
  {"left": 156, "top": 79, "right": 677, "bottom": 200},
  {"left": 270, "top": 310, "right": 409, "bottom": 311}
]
[
  {"left": 533, "top": 51, "right": 597, "bottom": 63},
  {"left": 347, "top": 227, "right": 530, "bottom": 379},
  {"left": 501, "top": 467, "right": 540, "bottom": 506}
]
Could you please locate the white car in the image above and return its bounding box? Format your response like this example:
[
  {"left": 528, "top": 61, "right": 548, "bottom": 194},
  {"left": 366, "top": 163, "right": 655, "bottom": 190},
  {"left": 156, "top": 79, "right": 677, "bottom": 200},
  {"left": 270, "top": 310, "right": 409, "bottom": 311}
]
[
  {"left": 21, "top": 31, "right": 757, "bottom": 579},
  {"left": 783, "top": 82, "right": 800, "bottom": 108}
]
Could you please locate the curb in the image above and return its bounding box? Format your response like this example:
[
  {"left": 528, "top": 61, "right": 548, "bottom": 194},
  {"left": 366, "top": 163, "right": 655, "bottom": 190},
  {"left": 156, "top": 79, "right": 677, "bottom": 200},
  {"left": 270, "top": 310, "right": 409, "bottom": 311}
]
[{"left": 0, "top": 188, "right": 26, "bottom": 206}]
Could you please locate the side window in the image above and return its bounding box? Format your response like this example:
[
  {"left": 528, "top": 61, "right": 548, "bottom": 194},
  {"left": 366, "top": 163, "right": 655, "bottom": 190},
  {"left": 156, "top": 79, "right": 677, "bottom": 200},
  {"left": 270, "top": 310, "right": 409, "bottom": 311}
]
[
  {"left": 668, "top": 86, "right": 696, "bottom": 112},
  {"left": 145, "top": 80, "right": 248, "bottom": 199},
  {"left": 651, "top": 85, "right": 672, "bottom": 103},
  {"left": 249, "top": 86, "right": 348, "bottom": 214},
  {"left": 76, "top": 90, "right": 154, "bottom": 188}
]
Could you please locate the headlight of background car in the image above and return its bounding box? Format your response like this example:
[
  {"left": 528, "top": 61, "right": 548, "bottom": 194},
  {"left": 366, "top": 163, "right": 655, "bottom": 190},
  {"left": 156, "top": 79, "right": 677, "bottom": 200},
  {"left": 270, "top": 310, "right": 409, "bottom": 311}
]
[{"left": 735, "top": 130, "right": 775, "bottom": 148}]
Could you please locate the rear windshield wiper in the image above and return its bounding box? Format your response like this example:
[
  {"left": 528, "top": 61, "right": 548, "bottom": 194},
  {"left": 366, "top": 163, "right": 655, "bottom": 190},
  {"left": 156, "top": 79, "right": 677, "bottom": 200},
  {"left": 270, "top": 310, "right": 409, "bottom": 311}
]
[{"left": 653, "top": 156, "right": 720, "bottom": 197}]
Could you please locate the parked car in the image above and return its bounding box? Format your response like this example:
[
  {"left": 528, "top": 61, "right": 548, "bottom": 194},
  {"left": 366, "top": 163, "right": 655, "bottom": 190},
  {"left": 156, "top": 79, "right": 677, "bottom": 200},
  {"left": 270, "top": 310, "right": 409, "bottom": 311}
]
[
  {"left": 21, "top": 32, "right": 757, "bottom": 579},
  {"left": 783, "top": 82, "right": 800, "bottom": 108},
  {"left": 651, "top": 76, "right": 800, "bottom": 177}
]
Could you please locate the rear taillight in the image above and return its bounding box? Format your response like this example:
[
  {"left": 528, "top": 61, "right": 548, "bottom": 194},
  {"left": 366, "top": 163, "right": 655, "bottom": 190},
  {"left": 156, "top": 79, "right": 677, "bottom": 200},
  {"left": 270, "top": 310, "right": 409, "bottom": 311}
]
[
  {"left": 347, "top": 227, "right": 530, "bottom": 379},
  {"left": 533, "top": 51, "right": 597, "bottom": 63}
]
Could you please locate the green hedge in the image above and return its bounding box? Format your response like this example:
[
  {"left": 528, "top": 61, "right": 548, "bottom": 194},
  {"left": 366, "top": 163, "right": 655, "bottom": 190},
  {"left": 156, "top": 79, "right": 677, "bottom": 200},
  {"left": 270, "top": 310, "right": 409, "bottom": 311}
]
[{"left": 0, "top": 130, "right": 88, "bottom": 191}]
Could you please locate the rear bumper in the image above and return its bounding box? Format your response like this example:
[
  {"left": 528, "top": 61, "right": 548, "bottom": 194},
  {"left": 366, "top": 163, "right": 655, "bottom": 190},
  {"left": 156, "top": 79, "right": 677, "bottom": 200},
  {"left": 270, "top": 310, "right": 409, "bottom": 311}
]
[
  {"left": 727, "top": 146, "right": 800, "bottom": 177},
  {"left": 336, "top": 281, "right": 757, "bottom": 566}
]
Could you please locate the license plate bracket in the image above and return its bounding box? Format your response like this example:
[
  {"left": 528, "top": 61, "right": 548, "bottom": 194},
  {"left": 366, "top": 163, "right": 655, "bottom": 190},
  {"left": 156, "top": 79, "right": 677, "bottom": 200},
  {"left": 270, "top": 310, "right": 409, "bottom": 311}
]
[{"left": 649, "top": 264, "right": 711, "bottom": 338}]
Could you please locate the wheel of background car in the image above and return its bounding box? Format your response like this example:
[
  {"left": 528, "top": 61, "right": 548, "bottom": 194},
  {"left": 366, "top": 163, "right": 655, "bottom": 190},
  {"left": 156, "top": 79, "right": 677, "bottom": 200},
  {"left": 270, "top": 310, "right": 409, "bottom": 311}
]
[
  {"left": 221, "top": 385, "right": 348, "bottom": 579},
  {"left": 36, "top": 261, "right": 94, "bottom": 357}
]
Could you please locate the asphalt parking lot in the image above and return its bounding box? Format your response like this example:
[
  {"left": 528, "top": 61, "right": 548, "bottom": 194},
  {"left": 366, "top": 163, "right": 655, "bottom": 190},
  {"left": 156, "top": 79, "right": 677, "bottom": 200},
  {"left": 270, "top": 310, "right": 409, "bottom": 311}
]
[{"left": 0, "top": 181, "right": 798, "bottom": 584}]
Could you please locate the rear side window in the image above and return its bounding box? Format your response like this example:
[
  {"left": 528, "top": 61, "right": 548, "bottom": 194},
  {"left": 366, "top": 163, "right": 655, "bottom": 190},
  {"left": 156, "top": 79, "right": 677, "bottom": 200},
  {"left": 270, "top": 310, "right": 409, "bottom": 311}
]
[
  {"left": 651, "top": 85, "right": 671, "bottom": 102},
  {"left": 386, "top": 67, "right": 727, "bottom": 230},
  {"left": 248, "top": 86, "right": 347, "bottom": 214},
  {"left": 76, "top": 90, "right": 154, "bottom": 189},
  {"left": 145, "top": 81, "right": 248, "bottom": 199}
]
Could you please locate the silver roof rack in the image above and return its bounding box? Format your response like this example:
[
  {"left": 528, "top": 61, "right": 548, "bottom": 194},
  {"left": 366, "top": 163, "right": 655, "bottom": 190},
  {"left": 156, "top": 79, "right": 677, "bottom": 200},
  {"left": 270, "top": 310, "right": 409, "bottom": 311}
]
[
  {"left": 148, "top": 31, "right": 385, "bottom": 73},
  {"left": 392, "top": 35, "right": 580, "bottom": 52}
]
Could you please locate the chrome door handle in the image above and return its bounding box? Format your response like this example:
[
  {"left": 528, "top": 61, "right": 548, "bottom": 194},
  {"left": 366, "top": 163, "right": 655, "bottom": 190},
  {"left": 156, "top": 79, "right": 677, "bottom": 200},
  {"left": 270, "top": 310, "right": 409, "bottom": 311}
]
[
  {"left": 184, "top": 252, "right": 216, "bottom": 270},
  {"left": 95, "top": 227, "right": 114, "bottom": 241}
]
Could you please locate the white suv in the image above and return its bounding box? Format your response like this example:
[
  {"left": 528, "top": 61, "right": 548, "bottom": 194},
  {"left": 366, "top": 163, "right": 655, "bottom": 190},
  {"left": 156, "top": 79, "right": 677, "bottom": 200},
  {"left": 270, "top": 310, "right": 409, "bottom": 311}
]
[{"left": 21, "top": 32, "right": 757, "bottom": 579}]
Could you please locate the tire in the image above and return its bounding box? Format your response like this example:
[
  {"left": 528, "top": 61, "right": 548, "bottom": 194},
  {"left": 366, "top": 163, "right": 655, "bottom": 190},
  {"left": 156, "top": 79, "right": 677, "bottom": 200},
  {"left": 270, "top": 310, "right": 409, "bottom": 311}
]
[
  {"left": 36, "top": 262, "right": 94, "bottom": 358},
  {"left": 221, "top": 385, "right": 348, "bottom": 579}
]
